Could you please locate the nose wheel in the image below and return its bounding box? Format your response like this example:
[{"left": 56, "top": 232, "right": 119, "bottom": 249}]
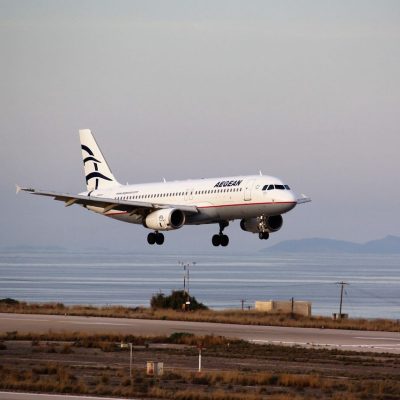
[
  {"left": 212, "top": 221, "right": 230, "bottom": 247},
  {"left": 147, "top": 231, "right": 165, "bottom": 245}
]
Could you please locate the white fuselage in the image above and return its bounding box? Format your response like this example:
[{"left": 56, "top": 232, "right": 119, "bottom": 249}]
[{"left": 83, "top": 174, "right": 297, "bottom": 226}]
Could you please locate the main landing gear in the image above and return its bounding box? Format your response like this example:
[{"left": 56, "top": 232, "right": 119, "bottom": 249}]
[
  {"left": 212, "top": 221, "right": 229, "bottom": 247},
  {"left": 259, "top": 232, "right": 269, "bottom": 240},
  {"left": 147, "top": 231, "right": 164, "bottom": 245}
]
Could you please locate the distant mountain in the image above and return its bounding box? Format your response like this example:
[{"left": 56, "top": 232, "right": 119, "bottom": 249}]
[
  {"left": 363, "top": 235, "right": 400, "bottom": 253},
  {"left": 263, "top": 235, "right": 400, "bottom": 254}
]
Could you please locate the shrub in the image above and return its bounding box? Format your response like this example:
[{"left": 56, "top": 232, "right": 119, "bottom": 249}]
[
  {"left": 150, "top": 290, "right": 208, "bottom": 311},
  {"left": 0, "top": 298, "right": 19, "bottom": 305},
  {"left": 168, "top": 332, "right": 195, "bottom": 343}
]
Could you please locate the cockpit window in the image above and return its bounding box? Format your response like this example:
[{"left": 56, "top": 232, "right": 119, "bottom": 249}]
[
  {"left": 262, "top": 185, "right": 269, "bottom": 191},
  {"left": 275, "top": 185, "right": 285, "bottom": 190},
  {"left": 267, "top": 184, "right": 274, "bottom": 190},
  {"left": 284, "top": 185, "right": 290, "bottom": 190}
]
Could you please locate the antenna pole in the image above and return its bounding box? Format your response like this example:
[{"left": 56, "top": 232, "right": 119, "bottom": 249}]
[{"left": 336, "top": 281, "right": 349, "bottom": 318}]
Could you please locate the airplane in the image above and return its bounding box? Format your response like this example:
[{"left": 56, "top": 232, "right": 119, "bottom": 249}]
[{"left": 17, "top": 129, "right": 311, "bottom": 246}]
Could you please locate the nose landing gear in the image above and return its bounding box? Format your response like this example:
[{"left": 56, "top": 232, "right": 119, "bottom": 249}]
[
  {"left": 147, "top": 231, "right": 165, "bottom": 245},
  {"left": 212, "top": 221, "right": 230, "bottom": 247},
  {"left": 257, "top": 215, "right": 270, "bottom": 240}
]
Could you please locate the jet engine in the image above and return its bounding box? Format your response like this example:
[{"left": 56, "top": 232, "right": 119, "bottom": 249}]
[
  {"left": 144, "top": 208, "right": 185, "bottom": 231},
  {"left": 240, "top": 215, "right": 283, "bottom": 233}
]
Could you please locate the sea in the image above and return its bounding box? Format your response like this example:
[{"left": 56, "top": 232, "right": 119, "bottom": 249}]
[{"left": 0, "top": 250, "right": 399, "bottom": 319}]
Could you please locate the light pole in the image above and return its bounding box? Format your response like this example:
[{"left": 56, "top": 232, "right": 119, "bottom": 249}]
[
  {"left": 120, "top": 342, "right": 133, "bottom": 377},
  {"left": 178, "top": 261, "right": 196, "bottom": 309}
]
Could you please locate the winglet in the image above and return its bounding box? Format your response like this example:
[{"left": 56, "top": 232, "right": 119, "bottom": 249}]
[
  {"left": 16, "top": 185, "right": 35, "bottom": 194},
  {"left": 297, "top": 194, "right": 311, "bottom": 204}
]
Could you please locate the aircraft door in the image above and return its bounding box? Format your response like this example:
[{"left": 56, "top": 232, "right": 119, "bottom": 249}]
[{"left": 244, "top": 180, "right": 254, "bottom": 201}]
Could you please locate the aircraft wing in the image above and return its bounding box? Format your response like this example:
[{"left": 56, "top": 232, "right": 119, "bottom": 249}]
[
  {"left": 16, "top": 186, "right": 199, "bottom": 214},
  {"left": 297, "top": 194, "right": 312, "bottom": 204}
]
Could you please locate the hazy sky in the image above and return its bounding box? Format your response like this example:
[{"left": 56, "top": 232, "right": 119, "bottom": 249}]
[{"left": 1, "top": 0, "right": 399, "bottom": 252}]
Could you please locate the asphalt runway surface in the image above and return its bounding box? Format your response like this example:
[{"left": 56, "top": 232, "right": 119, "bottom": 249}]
[{"left": 1, "top": 313, "right": 400, "bottom": 354}]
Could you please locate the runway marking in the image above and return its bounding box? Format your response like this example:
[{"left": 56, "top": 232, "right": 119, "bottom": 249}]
[
  {"left": 58, "top": 320, "right": 135, "bottom": 326},
  {"left": 354, "top": 336, "right": 400, "bottom": 341},
  {"left": 250, "top": 339, "right": 400, "bottom": 351},
  {"left": 0, "top": 317, "right": 51, "bottom": 323}
]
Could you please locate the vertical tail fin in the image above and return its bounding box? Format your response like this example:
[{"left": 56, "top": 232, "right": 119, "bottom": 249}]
[{"left": 79, "top": 129, "right": 119, "bottom": 191}]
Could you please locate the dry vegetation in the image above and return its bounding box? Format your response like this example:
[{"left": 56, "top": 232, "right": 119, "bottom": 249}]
[
  {"left": 1, "top": 331, "right": 400, "bottom": 399},
  {"left": 1, "top": 300, "right": 400, "bottom": 332}
]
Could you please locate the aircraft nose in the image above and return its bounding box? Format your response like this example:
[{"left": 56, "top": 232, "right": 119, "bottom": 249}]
[
  {"left": 280, "top": 190, "right": 297, "bottom": 211},
  {"left": 288, "top": 190, "right": 297, "bottom": 203}
]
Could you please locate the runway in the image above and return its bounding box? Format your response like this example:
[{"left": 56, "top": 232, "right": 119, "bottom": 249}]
[{"left": 1, "top": 313, "right": 400, "bottom": 353}]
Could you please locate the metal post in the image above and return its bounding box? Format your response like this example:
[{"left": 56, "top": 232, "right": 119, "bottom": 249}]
[
  {"left": 291, "top": 297, "right": 294, "bottom": 317},
  {"left": 339, "top": 284, "right": 344, "bottom": 315},
  {"left": 336, "top": 281, "right": 348, "bottom": 318},
  {"left": 129, "top": 343, "right": 133, "bottom": 377},
  {"left": 187, "top": 268, "right": 190, "bottom": 298},
  {"left": 183, "top": 264, "right": 186, "bottom": 294},
  {"left": 198, "top": 348, "right": 202, "bottom": 372}
]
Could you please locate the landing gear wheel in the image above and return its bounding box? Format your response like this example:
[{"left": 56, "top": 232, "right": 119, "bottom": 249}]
[
  {"left": 259, "top": 232, "right": 269, "bottom": 240},
  {"left": 155, "top": 232, "right": 164, "bottom": 245},
  {"left": 220, "top": 234, "right": 229, "bottom": 247},
  {"left": 147, "top": 232, "right": 156, "bottom": 245},
  {"left": 212, "top": 221, "right": 230, "bottom": 247},
  {"left": 212, "top": 234, "right": 221, "bottom": 247}
]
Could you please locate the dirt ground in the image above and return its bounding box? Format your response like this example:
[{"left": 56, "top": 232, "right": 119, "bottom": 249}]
[{"left": 1, "top": 337, "right": 400, "bottom": 400}]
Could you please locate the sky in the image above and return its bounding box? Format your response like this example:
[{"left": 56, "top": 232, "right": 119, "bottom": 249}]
[{"left": 0, "top": 0, "right": 399, "bottom": 253}]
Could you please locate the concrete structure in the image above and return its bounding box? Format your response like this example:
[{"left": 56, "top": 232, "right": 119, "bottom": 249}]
[{"left": 255, "top": 300, "right": 312, "bottom": 317}]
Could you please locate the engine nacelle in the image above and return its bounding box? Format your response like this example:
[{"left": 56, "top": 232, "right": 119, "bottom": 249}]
[
  {"left": 240, "top": 215, "right": 283, "bottom": 233},
  {"left": 144, "top": 208, "right": 185, "bottom": 231}
]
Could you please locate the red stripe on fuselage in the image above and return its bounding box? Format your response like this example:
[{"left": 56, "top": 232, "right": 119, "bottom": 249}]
[{"left": 197, "top": 201, "right": 296, "bottom": 209}]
